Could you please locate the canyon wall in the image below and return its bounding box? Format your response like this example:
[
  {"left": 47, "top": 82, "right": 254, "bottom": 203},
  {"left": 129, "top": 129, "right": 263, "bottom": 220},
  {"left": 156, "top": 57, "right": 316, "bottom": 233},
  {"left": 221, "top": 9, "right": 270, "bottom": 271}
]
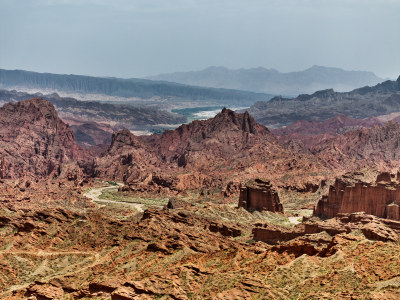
[
  {"left": 238, "top": 179, "right": 283, "bottom": 213},
  {"left": 314, "top": 173, "right": 400, "bottom": 220}
]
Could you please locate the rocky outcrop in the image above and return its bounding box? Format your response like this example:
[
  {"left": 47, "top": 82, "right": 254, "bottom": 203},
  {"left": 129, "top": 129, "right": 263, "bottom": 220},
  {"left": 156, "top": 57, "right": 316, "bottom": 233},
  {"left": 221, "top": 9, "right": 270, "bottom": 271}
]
[
  {"left": 66, "top": 119, "right": 121, "bottom": 148},
  {"left": 314, "top": 172, "right": 400, "bottom": 220},
  {"left": 253, "top": 223, "right": 304, "bottom": 244},
  {"left": 209, "top": 222, "right": 242, "bottom": 237},
  {"left": 167, "top": 198, "right": 192, "bottom": 210},
  {"left": 95, "top": 129, "right": 157, "bottom": 183},
  {"left": 253, "top": 212, "right": 400, "bottom": 244},
  {"left": 0, "top": 98, "right": 87, "bottom": 180},
  {"left": 144, "top": 108, "right": 277, "bottom": 167},
  {"left": 305, "top": 213, "right": 399, "bottom": 242},
  {"left": 238, "top": 179, "right": 283, "bottom": 213}
]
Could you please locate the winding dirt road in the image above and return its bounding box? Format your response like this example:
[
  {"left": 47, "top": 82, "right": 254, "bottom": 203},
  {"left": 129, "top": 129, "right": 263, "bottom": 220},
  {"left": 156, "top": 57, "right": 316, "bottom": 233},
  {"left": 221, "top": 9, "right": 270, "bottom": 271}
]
[{"left": 84, "top": 183, "right": 144, "bottom": 212}]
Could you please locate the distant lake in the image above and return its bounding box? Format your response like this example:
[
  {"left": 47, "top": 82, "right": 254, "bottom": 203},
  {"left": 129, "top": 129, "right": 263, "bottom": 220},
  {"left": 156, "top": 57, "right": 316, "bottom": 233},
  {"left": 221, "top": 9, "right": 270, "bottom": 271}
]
[{"left": 172, "top": 106, "right": 246, "bottom": 123}]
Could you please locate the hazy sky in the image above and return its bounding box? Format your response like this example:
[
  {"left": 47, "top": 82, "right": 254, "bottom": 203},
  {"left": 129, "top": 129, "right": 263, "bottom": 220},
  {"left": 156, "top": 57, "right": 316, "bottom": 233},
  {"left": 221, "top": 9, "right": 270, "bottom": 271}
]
[{"left": 0, "top": 0, "right": 399, "bottom": 79}]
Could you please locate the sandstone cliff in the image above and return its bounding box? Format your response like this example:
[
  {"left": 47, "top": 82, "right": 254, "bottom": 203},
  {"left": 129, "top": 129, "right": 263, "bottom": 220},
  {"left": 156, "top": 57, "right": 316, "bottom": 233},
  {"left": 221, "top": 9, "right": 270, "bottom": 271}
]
[
  {"left": 238, "top": 179, "right": 283, "bottom": 213},
  {"left": 314, "top": 172, "right": 400, "bottom": 220}
]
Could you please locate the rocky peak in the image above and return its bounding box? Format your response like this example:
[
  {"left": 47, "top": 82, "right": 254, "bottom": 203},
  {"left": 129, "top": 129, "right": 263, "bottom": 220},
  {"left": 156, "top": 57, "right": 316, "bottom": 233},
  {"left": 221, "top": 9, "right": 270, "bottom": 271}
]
[
  {"left": 212, "top": 108, "right": 262, "bottom": 135},
  {"left": 0, "top": 98, "right": 85, "bottom": 179},
  {"left": 147, "top": 108, "right": 275, "bottom": 165},
  {"left": 2, "top": 98, "right": 61, "bottom": 128},
  {"left": 108, "top": 129, "right": 143, "bottom": 154}
]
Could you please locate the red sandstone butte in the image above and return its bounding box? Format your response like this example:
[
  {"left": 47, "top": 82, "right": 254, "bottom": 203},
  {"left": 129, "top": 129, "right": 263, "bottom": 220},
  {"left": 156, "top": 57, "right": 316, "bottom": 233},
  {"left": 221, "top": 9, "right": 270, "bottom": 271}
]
[
  {"left": 314, "top": 172, "right": 400, "bottom": 221},
  {"left": 238, "top": 179, "right": 283, "bottom": 213}
]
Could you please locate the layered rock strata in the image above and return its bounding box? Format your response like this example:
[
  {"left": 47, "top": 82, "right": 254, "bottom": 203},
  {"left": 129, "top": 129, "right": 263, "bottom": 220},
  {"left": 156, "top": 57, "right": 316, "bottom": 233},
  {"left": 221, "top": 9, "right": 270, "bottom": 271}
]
[
  {"left": 238, "top": 179, "right": 283, "bottom": 213},
  {"left": 314, "top": 173, "right": 400, "bottom": 220}
]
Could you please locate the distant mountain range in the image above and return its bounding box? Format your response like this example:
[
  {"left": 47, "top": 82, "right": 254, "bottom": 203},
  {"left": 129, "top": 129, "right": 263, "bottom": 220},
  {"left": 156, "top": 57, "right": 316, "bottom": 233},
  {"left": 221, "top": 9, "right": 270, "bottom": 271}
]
[
  {"left": 246, "top": 75, "right": 400, "bottom": 128},
  {"left": 0, "top": 69, "right": 273, "bottom": 107},
  {"left": 0, "top": 89, "right": 186, "bottom": 130},
  {"left": 147, "top": 65, "right": 383, "bottom": 96}
]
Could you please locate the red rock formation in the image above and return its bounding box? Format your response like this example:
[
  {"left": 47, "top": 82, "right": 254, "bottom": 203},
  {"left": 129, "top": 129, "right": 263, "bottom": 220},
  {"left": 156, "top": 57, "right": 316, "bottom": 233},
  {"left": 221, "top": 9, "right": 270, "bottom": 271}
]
[
  {"left": 209, "top": 222, "right": 242, "bottom": 237},
  {"left": 64, "top": 118, "right": 121, "bottom": 148},
  {"left": 387, "top": 203, "right": 400, "bottom": 220},
  {"left": 95, "top": 108, "right": 327, "bottom": 193},
  {"left": 144, "top": 108, "right": 277, "bottom": 167},
  {"left": 253, "top": 212, "right": 400, "bottom": 244},
  {"left": 253, "top": 223, "right": 304, "bottom": 244},
  {"left": 272, "top": 115, "right": 382, "bottom": 149},
  {"left": 305, "top": 212, "right": 399, "bottom": 242},
  {"left": 0, "top": 98, "right": 87, "bottom": 179},
  {"left": 238, "top": 179, "right": 283, "bottom": 213},
  {"left": 314, "top": 173, "right": 400, "bottom": 220},
  {"left": 312, "top": 121, "right": 400, "bottom": 170},
  {"left": 96, "top": 129, "right": 158, "bottom": 183}
]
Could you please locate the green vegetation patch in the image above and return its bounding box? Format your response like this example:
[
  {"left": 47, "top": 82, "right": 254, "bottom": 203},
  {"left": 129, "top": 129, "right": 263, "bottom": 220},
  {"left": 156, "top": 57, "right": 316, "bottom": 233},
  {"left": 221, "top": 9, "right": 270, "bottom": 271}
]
[{"left": 99, "top": 189, "right": 169, "bottom": 207}]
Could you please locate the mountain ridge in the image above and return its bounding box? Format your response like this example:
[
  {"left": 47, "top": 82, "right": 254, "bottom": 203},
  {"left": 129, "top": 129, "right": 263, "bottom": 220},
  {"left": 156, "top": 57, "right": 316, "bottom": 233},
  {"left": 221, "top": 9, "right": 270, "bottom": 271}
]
[
  {"left": 147, "top": 65, "right": 383, "bottom": 95},
  {"left": 0, "top": 68, "right": 273, "bottom": 107},
  {"left": 247, "top": 76, "right": 400, "bottom": 128}
]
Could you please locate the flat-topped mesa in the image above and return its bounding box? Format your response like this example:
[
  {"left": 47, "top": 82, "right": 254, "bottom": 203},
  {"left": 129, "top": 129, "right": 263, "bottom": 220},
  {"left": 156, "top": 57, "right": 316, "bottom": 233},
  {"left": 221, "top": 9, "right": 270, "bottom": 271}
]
[
  {"left": 238, "top": 179, "right": 283, "bottom": 213},
  {"left": 314, "top": 172, "right": 400, "bottom": 221}
]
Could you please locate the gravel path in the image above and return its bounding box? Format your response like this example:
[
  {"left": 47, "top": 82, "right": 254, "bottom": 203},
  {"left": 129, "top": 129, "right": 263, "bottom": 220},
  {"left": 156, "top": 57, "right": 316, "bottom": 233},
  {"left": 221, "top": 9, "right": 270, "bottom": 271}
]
[
  {"left": 84, "top": 183, "right": 145, "bottom": 212},
  {"left": 288, "top": 216, "right": 302, "bottom": 225}
]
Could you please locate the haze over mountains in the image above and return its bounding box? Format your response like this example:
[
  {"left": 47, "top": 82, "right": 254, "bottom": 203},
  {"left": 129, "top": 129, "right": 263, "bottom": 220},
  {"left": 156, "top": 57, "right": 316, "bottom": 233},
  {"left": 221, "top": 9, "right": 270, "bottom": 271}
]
[
  {"left": 0, "top": 89, "right": 186, "bottom": 131},
  {"left": 247, "top": 76, "right": 400, "bottom": 128},
  {"left": 0, "top": 69, "right": 273, "bottom": 108},
  {"left": 147, "top": 65, "right": 384, "bottom": 96}
]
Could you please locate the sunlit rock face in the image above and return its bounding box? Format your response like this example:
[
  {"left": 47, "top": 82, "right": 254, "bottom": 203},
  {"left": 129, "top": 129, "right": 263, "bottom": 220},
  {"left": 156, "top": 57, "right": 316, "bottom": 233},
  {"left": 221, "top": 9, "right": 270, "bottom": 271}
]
[
  {"left": 238, "top": 179, "right": 283, "bottom": 213},
  {"left": 314, "top": 172, "right": 400, "bottom": 221}
]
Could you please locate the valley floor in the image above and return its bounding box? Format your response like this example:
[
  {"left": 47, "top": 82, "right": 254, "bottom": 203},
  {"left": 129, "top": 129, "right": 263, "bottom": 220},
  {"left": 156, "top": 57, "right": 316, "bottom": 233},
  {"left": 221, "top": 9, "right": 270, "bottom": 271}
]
[{"left": 1, "top": 180, "right": 400, "bottom": 299}]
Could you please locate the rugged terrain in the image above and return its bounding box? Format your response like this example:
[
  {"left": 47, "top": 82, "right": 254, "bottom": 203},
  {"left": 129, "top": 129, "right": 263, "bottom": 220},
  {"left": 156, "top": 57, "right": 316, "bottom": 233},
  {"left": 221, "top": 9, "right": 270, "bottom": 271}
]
[
  {"left": 2, "top": 97, "right": 400, "bottom": 299},
  {"left": 248, "top": 76, "right": 400, "bottom": 128},
  {"left": 272, "top": 115, "right": 383, "bottom": 149},
  {"left": 96, "top": 107, "right": 329, "bottom": 195},
  {"left": 0, "top": 89, "right": 186, "bottom": 132},
  {"left": 0, "top": 98, "right": 86, "bottom": 179}
]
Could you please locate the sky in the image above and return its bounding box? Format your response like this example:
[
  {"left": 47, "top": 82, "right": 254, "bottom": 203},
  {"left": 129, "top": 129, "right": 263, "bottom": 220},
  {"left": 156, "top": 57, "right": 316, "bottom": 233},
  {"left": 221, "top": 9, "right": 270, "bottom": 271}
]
[{"left": 0, "top": 0, "right": 399, "bottom": 79}]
